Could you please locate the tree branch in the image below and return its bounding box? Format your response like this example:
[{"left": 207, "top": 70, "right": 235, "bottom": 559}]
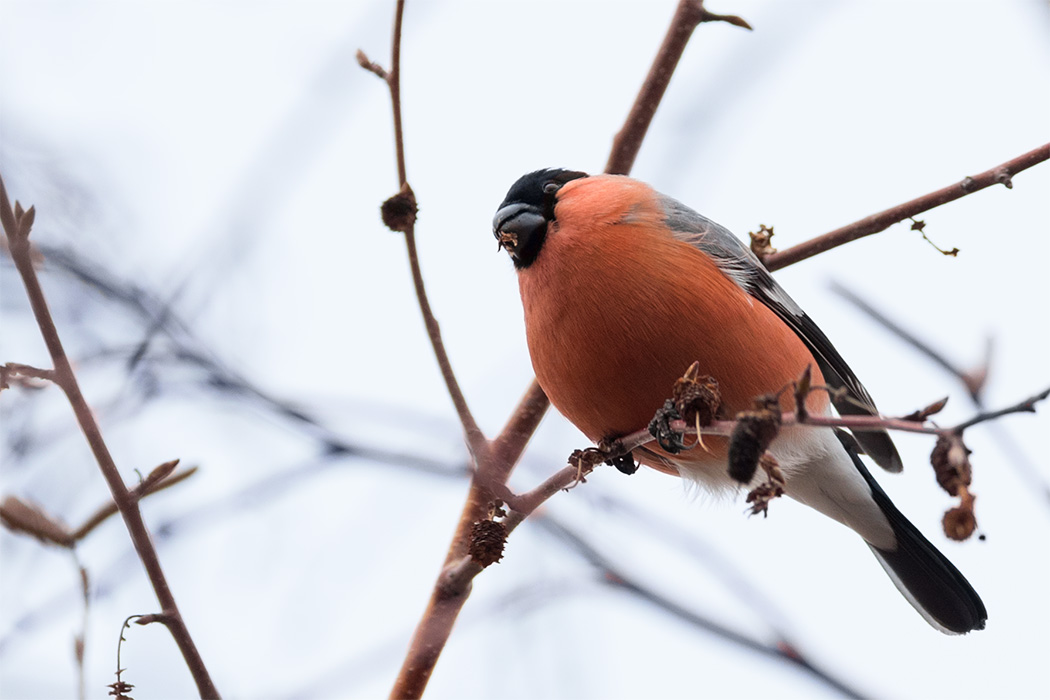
[
  {"left": 606, "top": 0, "right": 751, "bottom": 175},
  {"left": 0, "top": 173, "right": 220, "bottom": 699},
  {"left": 954, "top": 387, "right": 1050, "bottom": 432},
  {"left": 764, "top": 143, "right": 1050, "bottom": 271},
  {"left": 502, "top": 385, "right": 1050, "bottom": 538},
  {"left": 359, "top": 0, "right": 488, "bottom": 462},
  {"left": 72, "top": 464, "right": 198, "bottom": 542}
]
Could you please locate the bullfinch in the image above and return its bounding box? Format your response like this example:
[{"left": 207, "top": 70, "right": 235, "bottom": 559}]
[{"left": 492, "top": 168, "right": 986, "bottom": 634}]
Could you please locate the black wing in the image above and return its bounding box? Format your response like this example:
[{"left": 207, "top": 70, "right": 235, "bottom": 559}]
[{"left": 659, "top": 194, "right": 903, "bottom": 472}]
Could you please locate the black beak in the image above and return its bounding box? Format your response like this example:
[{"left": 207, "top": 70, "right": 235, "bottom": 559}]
[{"left": 492, "top": 202, "right": 546, "bottom": 261}]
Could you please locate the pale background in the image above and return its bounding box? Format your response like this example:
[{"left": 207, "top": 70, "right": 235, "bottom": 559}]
[{"left": 1, "top": 1, "right": 1048, "bottom": 698}]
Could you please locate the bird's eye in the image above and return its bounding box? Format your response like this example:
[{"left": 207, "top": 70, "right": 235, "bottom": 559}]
[{"left": 542, "top": 181, "right": 559, "bottom": 194}]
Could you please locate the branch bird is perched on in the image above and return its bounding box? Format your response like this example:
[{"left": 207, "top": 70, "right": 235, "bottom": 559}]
[{"left": 493, "top": 168, "right": 987, "bottom": 634}]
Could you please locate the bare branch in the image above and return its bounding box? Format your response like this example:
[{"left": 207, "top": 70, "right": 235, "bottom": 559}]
[
  {"left": 361, "top": 0, "right": 488, "bottom": 461},
  {"left": 764, "top": 142, "right": 1050, "bottom": 271},
  {"left": 72, "top": 464, "right": 198, "bottom": 541},
  {"left": 0, "top": 362, "right": 56, "bottom": 390},
  {"left": 606, "top": 0, "right": 752, "bottom": 175},
  {"left": 954, "top": 387, "right": 1050, "bottom": 432},
  {"left": 831, "top": 283, "right": 1050, "bottom": 506},
  {"left": 0, "top": 173, "right": 220, "bottom": 699}
]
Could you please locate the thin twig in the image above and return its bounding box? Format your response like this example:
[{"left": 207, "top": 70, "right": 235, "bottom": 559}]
[
  {"left": 72, "top": 465, "right": 198, "bottom": 541},
  {"left": 831, "top": 282, "right": 1050, "bottom": 505},
  {"left": 502, "top": 387, "right": 1050, "bottom": 524},
  {"left": 616, "top": 388, "right": 1050, "bottom": 449},
  {"left": 502, "top": 464, "right": 580, "bottom": 532},
  {"left": 954, "top": 387, "right": 1050, "bottom": 432},
  {"left": 74, "top": 559, "right": 89, "bottom": 700},
  {"left": 1, "top": 362, "right": 56, "bottom": 389},
  {"left": 364, "top": 2, "right": 493, "bottom": 691},
  {"left": 764, "top": 143, "right": 1050, "bottom": 271},
  {"left": 388, "top": 3, "right": 407, "bottom": 188},
  {"left": 400, "top": 232, "right": 488, "bottom": 459},
  {"left": 361, "top": 0, "right": 488, "bottom": 462},
  {"left": 0, "top": 494, "right": 75, "bottom": 547},
  {"left": 0, "top": 174, "right": 220, "bottom": 699},
  {"left": 1, "top": 466, "right": 195, "bottom": 547}
]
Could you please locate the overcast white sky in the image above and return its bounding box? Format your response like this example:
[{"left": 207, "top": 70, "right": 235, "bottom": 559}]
[{"left": 2, "top": 1, "right": 1049, "bottom": 698}]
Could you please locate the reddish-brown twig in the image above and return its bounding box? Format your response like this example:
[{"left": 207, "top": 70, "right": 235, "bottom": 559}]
[
  {"left": 606, "top": 0, "right": 751, "bottom": 175},
  {"left": 0, "top": 174, "right": 220, "bottom": 699},
  {"left": 1, "top": 462, "right": 197, "bottom": 547},
  {"left": 71, "top": 463, "right": 198, "bottom": 541},
  {"left": 360, "top": 3, "right": 493, "bottom": 696},
  {"left": 358, "top": 1, "right": 487, "bottom": 463},
  {"left": 388, "top": 380, "right": 546, "bottom": 699},
  {"left": 0, "top": 362, "right": 55, "bottom": 389},
  {"left": 764, "top": 143, "right": 1050, "bottom": 271},
  {"left": 829, "top": 283, "right": 1050, "bottom": 507},
  {"left": 503, "top": 387, "right": 1050, "bottom": 526}
]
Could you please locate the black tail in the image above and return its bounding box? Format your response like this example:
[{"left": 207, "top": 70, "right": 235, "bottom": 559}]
[{"left": 837, "top": 431, "right": 987, "bottom": 634}]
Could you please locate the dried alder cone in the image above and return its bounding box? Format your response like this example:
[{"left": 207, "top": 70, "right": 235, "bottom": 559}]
[
  {"left": 469, "top": 518, "right": 508, "bottom": 568},
  {"left": 107, "top": 680, "right": 135, "bottom": 699},
  {"left": 727, "top": 394, "right": 782, "bottom": 484},
  {"left": 943, "top": 498, "right": 978, "bottom": 542},
  {"left": 673, "top": 361, "right": 722, "bottom": 427},
  {"left": 568, "top": 447, "right": 601, "bottom": 474},
  {"left": 930, "top": 433, "right": 972, "bottom": 496},
  {"left": 931, "top": 433, "right": 978, "bottom": 541}
]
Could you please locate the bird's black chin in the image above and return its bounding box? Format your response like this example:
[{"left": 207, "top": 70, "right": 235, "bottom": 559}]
[
  {"left": 492, "top": 168, "right": 588, "bottom": 269},
  {"left": 493, "top": 202, "right": 547, "bottom": 269}
]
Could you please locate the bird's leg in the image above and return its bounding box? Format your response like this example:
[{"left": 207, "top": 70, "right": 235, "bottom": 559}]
[{"left": 648, "top": 399, "right": 687, "bottom": 453}]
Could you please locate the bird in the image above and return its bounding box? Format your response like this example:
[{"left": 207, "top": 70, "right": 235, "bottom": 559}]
[{"left": 492, "top": 168, "right": 987, "bottom": 634}]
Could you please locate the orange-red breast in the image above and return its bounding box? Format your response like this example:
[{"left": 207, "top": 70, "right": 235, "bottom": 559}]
[{"left": 493, "top": 168, "right": 986, "bottom": 634}]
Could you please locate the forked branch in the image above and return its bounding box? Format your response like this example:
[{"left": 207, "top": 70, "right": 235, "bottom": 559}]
[{"left": 0, "top": 174, "right": 220, "bottom": 700}]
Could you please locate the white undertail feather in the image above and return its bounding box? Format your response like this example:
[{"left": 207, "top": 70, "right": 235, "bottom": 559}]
[{"left": 670, "top": 423, "right": 896, "bottom": 551}]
